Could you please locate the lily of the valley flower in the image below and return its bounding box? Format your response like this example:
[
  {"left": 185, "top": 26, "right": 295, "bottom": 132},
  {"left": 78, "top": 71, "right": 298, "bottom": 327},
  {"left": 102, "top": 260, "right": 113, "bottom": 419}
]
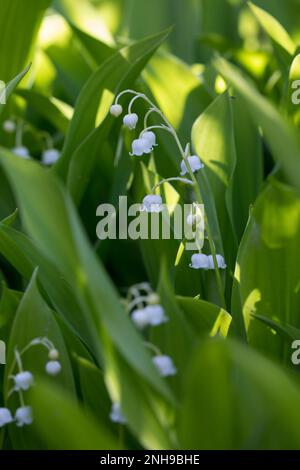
[
  {"left": 131, "top": 308, "right": 149, "bottom": 329},
  {"left": 140, "top": 131, "right": 157, "bottom": 148},
  {"left": 45, "top": 360, "right": 61, "bottom": 376},
  {"left": 180, "top": 155, "right": 204, "bottom": 176},
  {"left": 152, "top": 355, "right": 177, "bottom": 377},
  {"left": 145, "top": 305, "right": 168, "bottom": 326},
  {"left": 12, "top": 146, "right": 30, "bottom": 159},
  {"left": 131, "top": 305, "right": 168, "bottom": 329},
  {"left": 3, "top": 120, "right": 16, "bottom": 133},
  {"left": 190, "top": 253, "right": 226, "bottom": 270},
  {"left": 110, "top": 104, "right": 123, "bottom": 117},
  {"left": 14, "top": 371, "right": 34, "bottom": 391},
  {"left": 141, "top": 194, "right": 163, "bottom": 213},
  {"left": 123, "top": 113, "right": 138, "bottom": 130},
  {"left": 0, "top": 408, "right": 13, "bottom": 427},
  {"left": 130, "top": 137, "right": 152, "bottom": 156},
  {"left": 109, "top": 403, "right": 127, "bottom": 424},
  {"left": 42, "top": 148, "right": 60, "bottom": 165},
  {"left": 208, "top": 254, "right": 227, "bottom": 269},
  {"left": 15, "top": 406, "right": 33, "bottom": 427}
]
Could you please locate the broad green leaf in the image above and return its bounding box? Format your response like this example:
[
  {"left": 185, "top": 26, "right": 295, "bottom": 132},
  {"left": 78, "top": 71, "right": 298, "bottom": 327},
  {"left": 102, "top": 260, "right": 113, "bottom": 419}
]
[
  {"left": 0, "top": 221, "right": 99, "bottom": 357},
  {"left": 0, "top": 152, "right": 173, "bottom": 402},
  {"left": 232, "top": 178, "right": 300, "bottom": 361},
  {"left": 176, "top": 296, "right": 231, "bottom": 338},
  {"left": 179, "top": 338, "right": 300, "bottom": 449},
  {"left": 214, "top": 56, "right": 300, "bottom": 193},
  {"left": 0, "top": 1, "right": 49, "bottom": 82},
  {"left": 253, "top": 314, "right": 300, "bottom": 343},
  {"left": 4, "top": 271, "right": 76, "bottom": 450},
  {"left": 0, "top": 285, "right": 21, "bottom": 343},
  {"left": 248, "top": 2, "right": 295, "bottom": 56},
  {"left": 192, "top": 92, "right": 237, "bottom": 270},
  {"left": 70, "top": 24, "right": 116, "bottom": 65},
  {"left": 29, "top": 381, "right": 119, "bottom": 450},
  {"left": 16, "top": 89, "right": 72, "bottom": 134},
  {"left": 231, "top": 95, "right": 263, "bottom": 239}
]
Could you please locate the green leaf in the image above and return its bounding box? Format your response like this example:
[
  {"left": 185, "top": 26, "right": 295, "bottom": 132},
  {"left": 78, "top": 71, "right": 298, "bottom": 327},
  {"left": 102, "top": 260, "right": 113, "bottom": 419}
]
[
  {"left": 0, "top": 1, "right": 49, "bottom": 82},
  {"left": 253, "top": 314, "right": 300, "bottom": 342},
  {"left": 248, "top": 2, "right": 295, "bottom": 55},
  {"left": 16, "top": 89, "right": 72, "bottom": 134},
  {"left": 179, "top": 338, "right": 300, "bottom": 449},
  {"left": 4, "top": 270, "right": 76, "bottom": 449},
  {"left": 231, "top": 178, "right": 300, "bottom": 360},
  {"left": 55, "top": 28, "right": 171, "bottom": 185},
  {"left": 0, "top": 222, "right": 99, "bottom": 357},
  {"left": 214, "top": 56, "right": 300, "bottom": 193},
  {"left": 192, "top": 92, "right": 237, "bottom": 268},
  {"left": 29, "top": 380, "right": 120, "bottom": 450},
  {"left": 176, "top": 296, "right": 231, "bottom": 338},
  {"left": 0, "top": 152, "right": 173, "bottom": 403},
  {"left": 0, "top": 64, "right": 31, "bottom": 118}
]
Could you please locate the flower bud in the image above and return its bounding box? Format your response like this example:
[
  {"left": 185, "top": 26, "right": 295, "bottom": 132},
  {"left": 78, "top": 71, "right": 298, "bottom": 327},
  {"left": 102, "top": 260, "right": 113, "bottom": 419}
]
[
  {"left": 123, "top": 113, "right": 138, "bottom": 130},
  {"left": 152, "top": 355, "right": 177, "bottom": 377},
  {"left": 109, "top": 403, "right": 127, "bottom": 424},
  {"left": 147, "top": 292, "right": 160, "bottom": 305},
  {"left": 42, "top": 148, "right": 60, "bottom": 165},
  {"left": 180, "top": 155, "right": 204, "bottom": 176},
  {"left": 141, "top": 194, "right": 163, "bottom": 213},
  {"left": 48, "top": 349, "right": 59, "bottom": 360},
  {"left": 45, "top": 360, "right": 61, "bottom": 376},
  {"left": 12, "top": 146, "right": 30, "bottom": 159},
  {"left": 110, "top": 104, "right": 122, "bottom": 117},
  {"left": 3, "top": 120, "right": 16, "bottom": 133}
]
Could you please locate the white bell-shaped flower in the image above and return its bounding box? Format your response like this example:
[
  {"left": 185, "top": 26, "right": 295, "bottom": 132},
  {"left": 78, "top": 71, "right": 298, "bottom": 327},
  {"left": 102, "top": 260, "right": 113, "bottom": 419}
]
[
  {"left": 15, "top": 406, "right": 33, "bottom": 427},
  {"left": 141, "top": 194, "right": 163, "bottom": 213},
  {"left": 48, "top": 349, "right": 59, "bottom": 360},
  {"left": 0, "top": 408, "right": 13, "bottom": 427},
  {"left": 109, "top": 403, "right": 127, "bottom": 424},
  {"left": 189, "top": 253, "right": 210, "bottom": 270},
  {"left": 145, "top": 305, "right": 168, "bottom": 326},
  {"left": 42, "top": 148, "right": 60, "bottom": 165},
  {"left": 152, "top": 355, "right": 177, "bottom": 377},
  {"left": 130, "top": 137, "right": 153, "bottom": 156},
  {"left": 110, "top": 104, "right": 123, "bottom": 117},
  {"left": 45, "top": 360, "right": 62, "bottom": 376},
  {"left": 140, "top": 131, "right": 156, "bottom": 148},
  {"left": 180, "top": 155, "right": 204, "bottom": 176},
  {"left": 14, "top": 371, "right": 34, "bottom": 391},
  {"left": 3, "top": 120, "right": 16, "bottom": 133},
  {"left": 207, "top": 254, "right": 227, "bottom": 270},
  {"left": 123, "top": 113, "right": 138, "bottom": 130},
  {"left": 12, "top": 146, "right": 30, "bottom": 159},
  {"left": 131, "top": 308, "right": 149, "bottom": 329}
]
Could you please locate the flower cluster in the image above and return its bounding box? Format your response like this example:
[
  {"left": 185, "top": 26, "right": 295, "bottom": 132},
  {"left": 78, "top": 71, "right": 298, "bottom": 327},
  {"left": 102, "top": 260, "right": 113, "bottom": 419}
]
[
  {"left": 0, "top": 337, "right": 62, "bottom": 429},
  {"left": 3, "top": 119, "right": 60, "bottom": 165},
  {"left": 109, "top": 90, "right": 226, "bottom": 277},
  {"left": 109, "top": 282, "right": 177, "bottom": 424}
]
